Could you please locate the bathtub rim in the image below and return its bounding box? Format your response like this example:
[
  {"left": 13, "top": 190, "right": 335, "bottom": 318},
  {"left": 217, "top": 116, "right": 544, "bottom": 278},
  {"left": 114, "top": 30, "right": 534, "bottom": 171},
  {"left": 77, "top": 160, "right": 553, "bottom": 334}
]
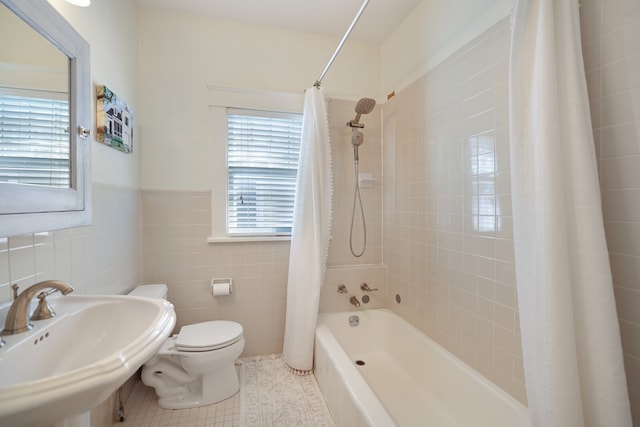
[{"left": 316, "top": 308, "right": 529, "bottom": 425}]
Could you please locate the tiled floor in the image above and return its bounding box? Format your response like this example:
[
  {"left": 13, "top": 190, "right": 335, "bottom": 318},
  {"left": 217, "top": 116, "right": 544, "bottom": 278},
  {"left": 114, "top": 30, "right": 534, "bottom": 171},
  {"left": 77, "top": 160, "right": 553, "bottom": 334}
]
[
  {"left": 114, "top": 357, "right": 333, "bottom": 427},
  {"left": 114, "top": 380, "right": 241, "bottom": 427}
]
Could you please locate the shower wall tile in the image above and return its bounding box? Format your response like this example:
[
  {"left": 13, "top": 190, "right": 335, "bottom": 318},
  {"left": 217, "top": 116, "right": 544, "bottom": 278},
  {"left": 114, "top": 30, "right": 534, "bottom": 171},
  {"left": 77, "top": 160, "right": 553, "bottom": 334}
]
[
  {"left": 319, "top": 98, "right": 386, "bottom": 312},
  {"left": 325, "top": 99, "right": 383, "bottom": 268},
  {"left": 583, "top": 0, "right": 640, "bottom": 423},
  {"left": 382, "top": 17, "right": 525, "bottom": 404},
  {"left": 383, "top": 1, "right": 639, "bottom": 416},
  {"left": 319, "top": 264, "right": 387, "bottom": 312}
]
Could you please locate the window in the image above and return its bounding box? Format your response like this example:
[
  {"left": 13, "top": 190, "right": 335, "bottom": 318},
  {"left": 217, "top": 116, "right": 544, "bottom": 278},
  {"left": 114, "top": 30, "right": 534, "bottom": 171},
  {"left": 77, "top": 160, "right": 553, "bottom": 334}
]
[
  {"left": 0, "top": 92, "right": 70, "bottom": 187},
  {"left": 207, "top": 86, "right": 303, "bottom": 243},
  {"left": 226, "top": 108, "right": 302, "bottom": 237},
  {"left": 468, "top": 132, "right": 502, "bottom": 233}
]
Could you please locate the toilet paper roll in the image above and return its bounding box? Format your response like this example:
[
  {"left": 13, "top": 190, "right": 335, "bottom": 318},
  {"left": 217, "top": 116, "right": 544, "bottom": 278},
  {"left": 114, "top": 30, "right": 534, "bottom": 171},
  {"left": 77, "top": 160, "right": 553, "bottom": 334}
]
[{"left": 212, "top": 282, "right": 232, "bottom": 296}]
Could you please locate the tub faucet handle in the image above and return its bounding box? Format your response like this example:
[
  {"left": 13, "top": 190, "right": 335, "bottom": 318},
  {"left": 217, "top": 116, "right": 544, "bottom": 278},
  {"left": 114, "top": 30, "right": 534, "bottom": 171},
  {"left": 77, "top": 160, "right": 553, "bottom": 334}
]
[
  {"left": 337, "top": 284, "right": 348, "bottom": 293},
  {"left": 360, "top": 282, "right": 378, "bottom": 292}
]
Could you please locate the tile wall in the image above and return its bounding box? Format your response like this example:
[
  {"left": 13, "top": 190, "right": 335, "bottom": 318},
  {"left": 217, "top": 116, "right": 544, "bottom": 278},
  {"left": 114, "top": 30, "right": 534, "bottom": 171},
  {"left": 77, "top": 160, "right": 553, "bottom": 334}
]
[
  {"left": 141, "top": 98, "right": 385, "bottom": 356},
  {"left": 0, "top": 182, "right": 142, "bottom": 304},
  {"left": 322, "top": 98, "right": 386, "bottom": 311},
  {"left": 581, "top": 0, "right": 640, "bottom": 423},
  {"left": 141, "top": 189, "right": 291, "bottom": 356},
  {"left": 320, "top": 264, "right": 387, "bottom": 312},
  {"left": 325, "top": 99, "right": 383, "bottom": 268},
  {"left": 382, "top": 18, "right": 525, "bottom": 402},
  {"left": 5, "top": 1, "right": 636, "bottom": 421},
  {"left": 0, "top": 182, "right": 142, "bottom": 427},
  {"left": 382, "top": 1, "right": 640, "bottom": 419}
]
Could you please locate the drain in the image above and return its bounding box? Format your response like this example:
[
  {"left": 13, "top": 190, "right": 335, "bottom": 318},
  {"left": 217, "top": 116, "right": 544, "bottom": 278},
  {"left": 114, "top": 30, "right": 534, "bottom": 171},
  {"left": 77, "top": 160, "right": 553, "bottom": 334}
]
[
  {"left": 349, "top": 315, "right": 359, "bottom": 327},
  {"left": 355, "top": 360, "right": 365, "bottom": 366}
]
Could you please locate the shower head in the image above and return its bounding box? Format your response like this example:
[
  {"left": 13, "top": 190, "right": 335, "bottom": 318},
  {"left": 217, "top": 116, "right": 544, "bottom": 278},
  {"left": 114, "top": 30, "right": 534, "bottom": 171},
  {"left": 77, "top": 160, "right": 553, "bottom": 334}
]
[
  {"left": 355, "top": 97, "right": 376, "bottom": 116},
  {"left": 348, "top": 97, "right": 376, "bottom": 127}
]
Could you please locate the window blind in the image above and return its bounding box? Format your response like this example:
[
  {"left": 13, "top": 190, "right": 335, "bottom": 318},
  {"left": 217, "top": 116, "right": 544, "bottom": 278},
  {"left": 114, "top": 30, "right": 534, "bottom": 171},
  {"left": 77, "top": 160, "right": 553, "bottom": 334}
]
[
  {"left": 0, "top": 92, "right": 70, "bottom": 187},
  {"left": 227, "top": 108, "right": 302, "bottom": 236}
]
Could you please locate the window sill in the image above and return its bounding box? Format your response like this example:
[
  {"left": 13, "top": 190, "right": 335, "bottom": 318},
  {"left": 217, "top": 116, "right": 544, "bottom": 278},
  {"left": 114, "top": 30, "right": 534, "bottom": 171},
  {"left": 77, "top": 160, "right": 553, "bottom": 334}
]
[{"left": 207, "top": 236, "right": 291, "bottom": 244}]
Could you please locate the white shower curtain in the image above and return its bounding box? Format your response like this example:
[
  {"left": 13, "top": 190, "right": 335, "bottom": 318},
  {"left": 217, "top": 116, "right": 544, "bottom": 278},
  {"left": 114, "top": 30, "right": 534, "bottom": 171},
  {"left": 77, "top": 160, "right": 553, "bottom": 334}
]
[
  {"left": 283, "top": 86, "right": 332, "bottom": 374},
  {"left": 509, "top": 1, "right": 632, "bottom": 426}
]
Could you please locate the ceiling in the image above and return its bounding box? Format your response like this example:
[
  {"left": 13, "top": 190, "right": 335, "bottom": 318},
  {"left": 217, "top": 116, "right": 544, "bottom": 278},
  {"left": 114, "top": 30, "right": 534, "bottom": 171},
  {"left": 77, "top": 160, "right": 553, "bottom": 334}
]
[{"left": 135, "top": 0, "right": 422, "bottom": 43}]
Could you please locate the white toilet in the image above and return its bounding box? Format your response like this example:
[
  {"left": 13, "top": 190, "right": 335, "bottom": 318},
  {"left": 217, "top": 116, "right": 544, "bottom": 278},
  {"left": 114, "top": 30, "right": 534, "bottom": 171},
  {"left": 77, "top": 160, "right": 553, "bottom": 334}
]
[{"left": 129, "top": 284, "right": 245, "bottom": 409}]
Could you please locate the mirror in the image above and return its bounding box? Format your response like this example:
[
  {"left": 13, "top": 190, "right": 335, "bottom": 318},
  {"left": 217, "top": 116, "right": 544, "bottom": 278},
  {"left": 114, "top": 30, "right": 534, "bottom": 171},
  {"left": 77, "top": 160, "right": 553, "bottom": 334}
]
[
  {"left": 0, "top": 4, "right": 71, "bottom": 188},
  {"left": 0, "top": 0, "right": 92, "bottom": 237}
]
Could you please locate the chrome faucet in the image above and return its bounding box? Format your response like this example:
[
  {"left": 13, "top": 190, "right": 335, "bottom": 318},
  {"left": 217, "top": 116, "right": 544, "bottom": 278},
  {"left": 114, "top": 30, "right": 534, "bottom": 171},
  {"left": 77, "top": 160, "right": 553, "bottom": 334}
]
[
  {"left": 349, "top": 296, "right": 361, "bottom": 308},
  {"left": 1, "top": 280, "right": 74, "bottom": 336}
]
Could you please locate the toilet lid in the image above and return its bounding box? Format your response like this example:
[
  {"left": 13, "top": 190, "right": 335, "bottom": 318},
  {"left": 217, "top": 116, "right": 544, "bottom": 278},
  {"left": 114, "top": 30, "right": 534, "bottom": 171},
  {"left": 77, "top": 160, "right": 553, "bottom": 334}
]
[{"left": 175, "top": 321, "right": 243, "bottom": 352}]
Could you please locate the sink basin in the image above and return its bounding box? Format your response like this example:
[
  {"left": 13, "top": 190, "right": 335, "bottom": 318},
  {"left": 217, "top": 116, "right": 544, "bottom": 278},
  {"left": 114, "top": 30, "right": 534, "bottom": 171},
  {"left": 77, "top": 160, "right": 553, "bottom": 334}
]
[{"left": 0, "top": 294, "right": 176, "bottom": 427}]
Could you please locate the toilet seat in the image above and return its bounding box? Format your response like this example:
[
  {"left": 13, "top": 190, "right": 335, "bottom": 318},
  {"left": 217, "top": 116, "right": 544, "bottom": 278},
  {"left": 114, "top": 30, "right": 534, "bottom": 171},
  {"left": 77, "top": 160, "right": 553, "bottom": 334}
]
[{"left": 175, "top": 320, "right": 243, "bottom": 352}]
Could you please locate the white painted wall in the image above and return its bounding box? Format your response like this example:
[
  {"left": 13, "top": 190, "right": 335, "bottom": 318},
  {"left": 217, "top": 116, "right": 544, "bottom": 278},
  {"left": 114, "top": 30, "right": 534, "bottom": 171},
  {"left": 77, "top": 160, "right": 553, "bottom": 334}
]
[
  {"left": 138, "top": 7, "right": 380, "bottom": 191},
  {"left": 48, "top": 0, "right": 513, "bottom": 191},
  {"left": 379, "top": 0, "right": 512, "bottom": 96},
  {"left": 5, "top": 3, "right": 142, "bottom": 424},
  {"left": 44, "top": 0, "right": 513, "bottom": 191},
  {"left": 49, "top": 0, "right": 140, "bottom": 189}
]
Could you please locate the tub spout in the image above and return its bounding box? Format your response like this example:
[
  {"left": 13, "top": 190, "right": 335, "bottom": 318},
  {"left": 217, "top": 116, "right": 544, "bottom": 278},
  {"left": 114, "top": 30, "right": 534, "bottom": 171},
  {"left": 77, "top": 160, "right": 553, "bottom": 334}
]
[{"left": 350, "top": 296, "right": 361, "bottom": 308}]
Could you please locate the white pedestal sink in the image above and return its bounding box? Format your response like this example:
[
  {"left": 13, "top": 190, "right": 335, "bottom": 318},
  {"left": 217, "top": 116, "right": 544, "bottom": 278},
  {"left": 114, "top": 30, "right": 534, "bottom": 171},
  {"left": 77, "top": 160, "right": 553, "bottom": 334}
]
[{"left": 0, "top": 294, "right": 176, "bottom": 427}]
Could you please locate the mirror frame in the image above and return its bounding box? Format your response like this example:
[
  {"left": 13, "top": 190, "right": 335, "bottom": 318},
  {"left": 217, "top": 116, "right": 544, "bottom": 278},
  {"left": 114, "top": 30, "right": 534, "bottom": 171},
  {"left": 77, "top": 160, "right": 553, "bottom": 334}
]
[{"left": 0, "top": 0, "right": 92, "bottom": 237}]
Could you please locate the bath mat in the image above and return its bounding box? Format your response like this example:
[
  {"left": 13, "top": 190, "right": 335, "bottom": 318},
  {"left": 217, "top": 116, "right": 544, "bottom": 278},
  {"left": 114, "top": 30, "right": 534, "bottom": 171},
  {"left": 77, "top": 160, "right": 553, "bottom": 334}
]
[{"left": 239, "top": 354, "right": 335, "bottom": 427}]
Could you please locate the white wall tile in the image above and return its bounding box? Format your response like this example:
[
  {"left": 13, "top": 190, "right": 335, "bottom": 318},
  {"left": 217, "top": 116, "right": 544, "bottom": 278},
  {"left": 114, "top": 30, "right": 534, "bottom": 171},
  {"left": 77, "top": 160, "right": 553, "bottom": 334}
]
[
  {"left": 382, "top": 17, "right": 525, "bottom": 403},
  {"left": 0, "top": 183, "right": 142, "bottom": 306},
  {"left": 585, "top": 0, "right": 640, "bottom": 421}
]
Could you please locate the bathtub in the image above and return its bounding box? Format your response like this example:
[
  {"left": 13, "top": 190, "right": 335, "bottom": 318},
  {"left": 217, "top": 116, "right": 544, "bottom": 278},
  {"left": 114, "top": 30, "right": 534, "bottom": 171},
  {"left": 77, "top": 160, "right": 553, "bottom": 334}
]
[{"left": 314, "top": 309, "right": 529, "bottom": 427}]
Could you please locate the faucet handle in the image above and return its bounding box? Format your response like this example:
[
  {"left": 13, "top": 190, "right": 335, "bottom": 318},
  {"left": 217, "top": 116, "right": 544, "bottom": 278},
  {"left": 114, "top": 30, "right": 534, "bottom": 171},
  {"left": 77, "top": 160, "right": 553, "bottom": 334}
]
[
  {"left": 360, "top": 282, "right": 378, "bottom": 292},
  {"left": 337, "top": 284, "right": 348, "bottom": 293},
  {"left": 30, "top": 291, "right": 57, "bottom": 321}
]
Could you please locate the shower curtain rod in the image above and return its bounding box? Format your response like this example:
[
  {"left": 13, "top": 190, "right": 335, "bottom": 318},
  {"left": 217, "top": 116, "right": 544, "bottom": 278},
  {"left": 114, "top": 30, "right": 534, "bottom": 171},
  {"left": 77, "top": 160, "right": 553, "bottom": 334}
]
[{"left": 313, "top": 0, "right": 370, "bottom": 88}]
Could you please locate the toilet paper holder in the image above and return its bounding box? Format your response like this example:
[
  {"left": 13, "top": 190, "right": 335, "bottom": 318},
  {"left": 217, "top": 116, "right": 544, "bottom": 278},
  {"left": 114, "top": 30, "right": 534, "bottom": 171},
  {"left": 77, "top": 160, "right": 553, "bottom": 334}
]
[{"left": 211, "top": 278, "right": 233, "bottom": 296}]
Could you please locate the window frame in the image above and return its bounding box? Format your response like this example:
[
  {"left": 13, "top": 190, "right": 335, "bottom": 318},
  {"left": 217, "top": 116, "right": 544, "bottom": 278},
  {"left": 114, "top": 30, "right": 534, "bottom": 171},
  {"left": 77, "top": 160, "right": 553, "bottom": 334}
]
[
  {"left": 226, "top": 108, "right": 302, "bottom": 238},
  {"left": 207, "top": 86, "right": 303, "bottom": 243}
]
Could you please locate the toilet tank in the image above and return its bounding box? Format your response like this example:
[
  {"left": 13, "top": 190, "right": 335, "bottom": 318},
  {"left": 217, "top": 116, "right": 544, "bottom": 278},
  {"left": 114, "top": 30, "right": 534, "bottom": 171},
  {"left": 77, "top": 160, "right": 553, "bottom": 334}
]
[{"left": 128, "top": 284, "right": 168, "bottom": 300}]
